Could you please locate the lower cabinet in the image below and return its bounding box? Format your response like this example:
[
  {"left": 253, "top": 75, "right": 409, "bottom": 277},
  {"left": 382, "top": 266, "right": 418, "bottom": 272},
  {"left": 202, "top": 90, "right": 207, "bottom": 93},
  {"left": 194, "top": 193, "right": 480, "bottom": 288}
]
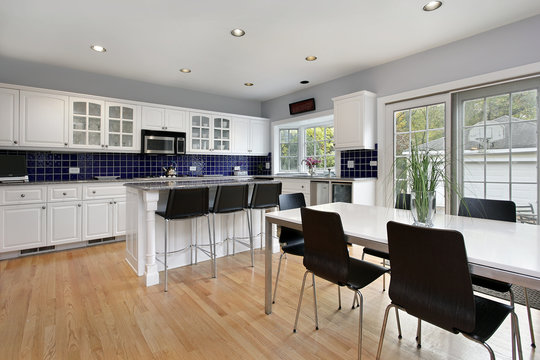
[
  {"left": 82, "top": 197, "right": 125, "bottom": 241},
  {"left": 48, "top": 201, "right": 82, "bottom": 245},
  {"left": 113, "top": 199, "right": 126, "bottom": 236},
  {"left": 280, "top": 179, "right": 311, "bottom": 206},
  {"left": 0, "top": 203, "right": 47, "bottom": 251}
]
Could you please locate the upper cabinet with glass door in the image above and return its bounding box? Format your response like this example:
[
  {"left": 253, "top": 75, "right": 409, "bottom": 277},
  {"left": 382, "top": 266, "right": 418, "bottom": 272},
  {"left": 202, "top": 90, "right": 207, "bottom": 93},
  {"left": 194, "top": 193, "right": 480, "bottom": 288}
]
[
  {"left": 189, "top": 112, "right": 230, "bottom": 153},
  {"left": 69, "top": 98, "right": 104, "bottom": 149},
  {"left": 106, "top": 102, "right": 139, "bottom": 151}
]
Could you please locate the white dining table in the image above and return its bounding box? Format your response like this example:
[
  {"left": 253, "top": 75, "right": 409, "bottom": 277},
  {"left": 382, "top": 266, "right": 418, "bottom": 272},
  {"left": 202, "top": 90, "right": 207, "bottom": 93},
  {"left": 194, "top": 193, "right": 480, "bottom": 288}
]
[{"left": 263, "top": 202, "right": 540, "bottom": 315}]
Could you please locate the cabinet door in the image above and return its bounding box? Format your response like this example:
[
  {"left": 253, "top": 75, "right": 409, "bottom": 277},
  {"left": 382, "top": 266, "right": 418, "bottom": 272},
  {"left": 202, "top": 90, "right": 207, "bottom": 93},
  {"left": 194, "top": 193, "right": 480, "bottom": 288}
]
[
  {"left": 20, "top": 91, "right": 69, "bottom": 148},
  {"left": 0, "top": 203, "right": 46, "bottom": 251},
  {"left": 82, "top": 200, "right": 112, "bottom": 240},
  {"left": 232, "top": 117, "right": 250, "bottom": 154},
  {"left": 141, "top": 106, "right": 165, "bottom": 130},
  {"left": 0, "top": 88, "right": 19, "bottom": 146},
  {"left": 250, "top": 119, "right": 269, "bottom": 155},
  {"left": 69, "top": 97, "right": 105, "bottom": 149},
  {"left": 212, "top": 116, "right": 231, "bottom": 152},
  {"left": 106, "top": 102, "right": 139, "bottom": 150},
  {"left": 47, "top": 201, "right": 82, "bottom": 245},
  {"left": 333, "top": 91, "right": 375, "bottom": 150},
  {"left": 165, "top": 109, "right": 187, "bottom": 132},
  {"left": 189, "top": 113, "right": 211, "bottom": 152},
  {"left": 113, "top": 198, "right": 126, "bottom": 236}
]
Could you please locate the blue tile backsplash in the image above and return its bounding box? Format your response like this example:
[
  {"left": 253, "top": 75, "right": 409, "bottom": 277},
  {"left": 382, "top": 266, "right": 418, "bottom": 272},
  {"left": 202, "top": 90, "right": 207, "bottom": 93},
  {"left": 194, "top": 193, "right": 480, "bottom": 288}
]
[
  {"left": 0, "top": 150, "right": 272, "bottom": 182},
  {"left": 340, "top": 144, "right": 378, "bottom": 178}
]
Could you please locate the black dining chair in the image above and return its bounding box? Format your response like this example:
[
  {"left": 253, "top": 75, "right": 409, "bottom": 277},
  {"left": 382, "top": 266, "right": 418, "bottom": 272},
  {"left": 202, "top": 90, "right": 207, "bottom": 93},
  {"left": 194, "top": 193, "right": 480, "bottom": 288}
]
[
  {"left": 377, "top": 221, "right": 523, "bottom": 360},
  {"left": 272, "top": 192, "right": 306, "bottom": 304},
  {"left": 361, "top": 193, "right": 410, "bottom": 291},
  {"left": 155, "top": 187, "right": 213, "bottom": 292},
  {"left": 294, "top": 207, "right": 389, "bottom": 360},
  {"left": 458, "top": 197, "right": 535, "bottom": 347},
  {"left": 209, "top": 184, "right": 250, "bottom": 277},
  {"left": 246, "top": 182, "right": 282, "bottom": 266}
]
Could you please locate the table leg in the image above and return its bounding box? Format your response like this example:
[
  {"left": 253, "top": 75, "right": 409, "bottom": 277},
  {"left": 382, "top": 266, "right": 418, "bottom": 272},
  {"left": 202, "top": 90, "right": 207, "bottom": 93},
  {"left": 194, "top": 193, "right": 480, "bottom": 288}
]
[{"left": 265, "top": 218, "right": 273, "bottom": 314}]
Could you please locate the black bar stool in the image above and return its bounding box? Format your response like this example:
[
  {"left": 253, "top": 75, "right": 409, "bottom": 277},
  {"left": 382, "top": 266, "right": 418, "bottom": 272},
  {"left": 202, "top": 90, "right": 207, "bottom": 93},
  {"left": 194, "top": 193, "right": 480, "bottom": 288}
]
[
  {"left": 155, "top": 187, "right": 213, "bottom": 292},
  {"left": 209, "top": 184, "right": 249, "bottom": 276},
  {"left": 246, "top": 182, "right": 282, "bottom": 266}
]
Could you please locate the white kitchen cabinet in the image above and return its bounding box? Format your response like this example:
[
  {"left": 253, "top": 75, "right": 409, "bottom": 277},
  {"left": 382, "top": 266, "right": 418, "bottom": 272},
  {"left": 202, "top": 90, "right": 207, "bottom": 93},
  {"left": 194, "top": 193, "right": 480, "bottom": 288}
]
[
  {"left": 69, "top": 97, "right": 105, "bottom": 149},
  {"left": 232, "top": 117, "right": 270, "bottom": 155},
  {"left": 189, "top": 112, "right": 231, "bottom": 153},
  {"left": 0, "top": 88, "right": 19, "bottom": 147},
  {"left": 20, "top": 91, "right": 69, "bottom": 148},
  {"left": 0, "top": 203, "right": 46, "bottom": 251},
  {"left": 47, "top": 201, "right": 82, "bottom": 245},
  {"left": 113, "top": 198, "right": 126, "bottom": 236},
  {"left": 106, "top": 102, "right": 140, "bottom": 151},
  {"left": 332, "top": 90, "right": 376, "bottom": 150},
  {"left": 280, "top": 179, "right": 311, "bottom": 206},
  {"left": 83, "top": 200, "right": 113, "bottom": 240},
  {"left": 142, "top": 106, "right": 187, "bottom": 132},
  {"left": 82, "top": 183, "right": 126, "bottom": 240}
]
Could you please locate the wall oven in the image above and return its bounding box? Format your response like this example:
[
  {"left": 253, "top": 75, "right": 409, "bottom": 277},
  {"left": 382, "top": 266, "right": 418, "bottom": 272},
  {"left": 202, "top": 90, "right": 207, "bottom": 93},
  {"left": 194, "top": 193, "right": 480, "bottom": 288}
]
[{"left": 141, "top": 130, "right": 186, "bottom": 155}]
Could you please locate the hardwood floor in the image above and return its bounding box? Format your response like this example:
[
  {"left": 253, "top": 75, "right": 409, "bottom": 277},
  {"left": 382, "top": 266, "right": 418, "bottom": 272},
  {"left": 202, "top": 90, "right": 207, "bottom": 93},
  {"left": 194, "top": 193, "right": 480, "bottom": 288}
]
[{"left": 0, "top": 242, "right": 538, "bottom": 359}]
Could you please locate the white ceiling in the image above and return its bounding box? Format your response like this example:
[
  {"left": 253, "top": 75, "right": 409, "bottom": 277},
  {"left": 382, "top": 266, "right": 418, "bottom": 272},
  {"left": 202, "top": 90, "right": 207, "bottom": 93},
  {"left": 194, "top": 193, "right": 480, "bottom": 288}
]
[{"left": 1, "top": 0, "right": 540, "bottom": 102}]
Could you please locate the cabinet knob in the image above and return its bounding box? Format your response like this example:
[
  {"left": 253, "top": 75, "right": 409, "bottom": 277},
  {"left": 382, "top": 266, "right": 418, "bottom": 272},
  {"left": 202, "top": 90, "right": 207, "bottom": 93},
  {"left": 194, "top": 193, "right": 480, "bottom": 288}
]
[
  {"left": 101, "top": 144, "right": 105, "bottom": 148},
  {"left": 20, "top": 194, "right": 25, "bottom": 198},
  {"left": 92, "top": 191, "right": 96, "bottom": 194},
  {"left": 113, "top": 201, "right": 117, "bottom": 204},
  {"left": 105, "top": 145, "right": 108, "bottom": 148},
  {"left": 63, "top": 192, "right": 67, "bottom": 196},
  {"left": 13, "top": 140, "right": 18, "bottom": 144},
  {"left": 78, "top": 204, "right": 82, "bottom": 207},
  {"left": 42, "top": 206, "right": 46, "bottom": 210},
  {"left": 109, "top": 201, "right": 113, "bottom": 204},
  {"left": 64, "top": 142, "right": 68, "bottom": 146}
]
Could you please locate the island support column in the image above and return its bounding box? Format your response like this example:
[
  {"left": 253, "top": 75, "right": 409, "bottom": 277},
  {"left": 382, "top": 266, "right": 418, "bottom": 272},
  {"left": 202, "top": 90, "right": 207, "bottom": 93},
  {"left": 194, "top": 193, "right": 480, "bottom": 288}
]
[{"left": 144, "top": 191, "right": 160, "bottom": 286}]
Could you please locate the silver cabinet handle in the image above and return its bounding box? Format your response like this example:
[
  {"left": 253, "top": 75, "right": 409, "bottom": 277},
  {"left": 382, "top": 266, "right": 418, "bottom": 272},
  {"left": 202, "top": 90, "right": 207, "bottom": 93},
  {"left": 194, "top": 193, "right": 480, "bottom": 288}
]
[{"left": 20, "top": 194, "right": 25, "bottom": 198}]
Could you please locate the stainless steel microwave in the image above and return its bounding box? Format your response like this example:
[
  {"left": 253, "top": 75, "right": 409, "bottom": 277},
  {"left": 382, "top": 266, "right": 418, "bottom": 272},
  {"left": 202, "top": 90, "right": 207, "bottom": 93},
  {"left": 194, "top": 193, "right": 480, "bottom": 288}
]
[{"left": 141, "top": 130, "right": 186, "bottom": 155}]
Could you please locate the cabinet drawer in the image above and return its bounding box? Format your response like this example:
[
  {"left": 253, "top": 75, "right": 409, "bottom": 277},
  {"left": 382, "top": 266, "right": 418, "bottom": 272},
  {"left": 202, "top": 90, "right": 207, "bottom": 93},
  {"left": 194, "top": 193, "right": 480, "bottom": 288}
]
[
  {"left": 83, "top": 183, "right": 125, "bottom": 199},
  {"left": 0, "top": 185, "right": 47, "bottom": 205},
  {"left": 48, "top": 184, "right": 82, "bottom": 202},
  {"left": 280, "top": 179, "right": 310, "bottom": 193}
]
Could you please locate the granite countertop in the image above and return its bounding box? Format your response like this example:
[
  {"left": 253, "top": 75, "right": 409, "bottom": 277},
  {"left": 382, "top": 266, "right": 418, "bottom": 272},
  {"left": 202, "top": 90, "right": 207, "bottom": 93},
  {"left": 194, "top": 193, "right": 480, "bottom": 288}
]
[
  {"left": 255, "top": 175, "right": 377, "bottom": 182},
  {"left": 0, "top": 176, "right": 254, "bottom": 186},
  {"left": 124, "top": 178, "right": 281, "bottom": 190}
]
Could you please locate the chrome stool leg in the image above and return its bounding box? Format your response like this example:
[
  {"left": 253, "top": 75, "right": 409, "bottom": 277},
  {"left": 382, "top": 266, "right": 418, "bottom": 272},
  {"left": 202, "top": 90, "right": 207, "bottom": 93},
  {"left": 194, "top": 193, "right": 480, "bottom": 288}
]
[
  {"left": 312, "top": 273, "right": 319, "bottom": 330},
  {"left": 209, "top": 214, "right": 216, "bottom": 278},
  {"left": 164, "top": 219, "right": 169, "bottom": 292}
]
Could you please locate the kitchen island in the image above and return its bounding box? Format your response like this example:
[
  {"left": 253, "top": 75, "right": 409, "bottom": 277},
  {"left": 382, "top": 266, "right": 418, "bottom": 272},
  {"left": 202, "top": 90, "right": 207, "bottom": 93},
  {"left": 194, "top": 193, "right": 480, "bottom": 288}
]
[{"left": 124, "top": 178, "right": 281, "bottom": 286}]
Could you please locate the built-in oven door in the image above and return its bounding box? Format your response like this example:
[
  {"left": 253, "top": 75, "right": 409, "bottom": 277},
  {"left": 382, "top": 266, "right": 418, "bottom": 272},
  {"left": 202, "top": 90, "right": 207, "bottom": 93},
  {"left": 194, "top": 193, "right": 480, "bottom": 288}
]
[
  {"left": 176, "top": 136, "right": 186, "bottom": 154},
  {"left": 144, "top": 135, "right": 175, "bottom": 154}
]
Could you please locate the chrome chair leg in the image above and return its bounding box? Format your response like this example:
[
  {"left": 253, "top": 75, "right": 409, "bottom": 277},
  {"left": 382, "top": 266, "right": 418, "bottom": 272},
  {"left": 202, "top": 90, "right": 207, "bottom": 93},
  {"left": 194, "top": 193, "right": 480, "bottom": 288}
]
[
  {"left": 395, "top": 307, "right": 403, "bottom": 339},
  {"left": 209, "top": 214, "right": 216, "bottom": 278},
  {"left": 293, "top": 270, "right": 310, "bottom": 333},
  {"left": 338, "top": 286, "right": 342, "bottom": 310},
  {"left": 272, "top": 252, "right": 285, "bottom": 304},
  {"left": 512, "top": 311, "right": 524, "bottom": 360},
  {"left": 376, "top": 303, "right": 394, "bottom": 359},
  {"left": 524, "top": 288, "right": 536, "bottom": 347},
  {"left": 164, "top": 219, "right": 169, "bottom": 292},
  {"left": 312, "top": 273, "right": 319, "bottom": 330},
  {"left": 357, "top": 291, "right": 364, "bottom": 360},
  {"left": 416, "top": 318, "right": 422, "bottom": 348}
]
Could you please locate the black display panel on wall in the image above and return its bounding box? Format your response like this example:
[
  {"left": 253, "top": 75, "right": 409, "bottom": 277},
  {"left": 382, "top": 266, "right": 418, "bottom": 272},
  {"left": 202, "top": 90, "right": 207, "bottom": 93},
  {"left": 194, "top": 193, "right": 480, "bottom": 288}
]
[{"left": 289, "top": 98, "right": 315, "bottom": 115}]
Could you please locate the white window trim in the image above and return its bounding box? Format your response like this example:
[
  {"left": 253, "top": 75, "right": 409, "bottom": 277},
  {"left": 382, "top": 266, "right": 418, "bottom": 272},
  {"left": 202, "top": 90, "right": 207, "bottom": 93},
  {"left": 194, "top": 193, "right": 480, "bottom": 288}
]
[{"left": 377, "top": 61, "right": 540, "bottom": 207}]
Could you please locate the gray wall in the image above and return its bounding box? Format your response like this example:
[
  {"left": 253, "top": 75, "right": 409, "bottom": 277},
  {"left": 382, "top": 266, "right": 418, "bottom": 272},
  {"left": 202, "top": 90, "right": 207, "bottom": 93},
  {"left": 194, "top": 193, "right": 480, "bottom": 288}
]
[
  {"left": 0, "top": 55, "right": 262, "bottom": 117},
  {"left": 262, "top": 15, "right": 540, "bottom": 121}
]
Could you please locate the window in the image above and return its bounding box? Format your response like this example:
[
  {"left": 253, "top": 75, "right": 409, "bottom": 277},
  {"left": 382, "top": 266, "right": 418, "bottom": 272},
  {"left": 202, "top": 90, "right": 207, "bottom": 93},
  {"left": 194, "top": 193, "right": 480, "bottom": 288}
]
[
  {"left": 393, "top": 101, "right": 447, "bottom": 208},
  {"left": 304, "top": 126, "right": 335, "bottom": 170},
  {"left": 456, "top": 78, "right": 539, "bottom": 223},
  {"left": 279, "top": 129, "right": 298, "bottom": 171}
]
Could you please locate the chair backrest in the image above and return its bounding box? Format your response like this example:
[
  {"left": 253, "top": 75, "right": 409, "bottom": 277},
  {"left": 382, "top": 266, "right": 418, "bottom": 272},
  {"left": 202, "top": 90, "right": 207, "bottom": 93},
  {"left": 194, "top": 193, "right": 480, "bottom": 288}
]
[
  {"left": 300, "top": 207, "right": 349, "bottom": 285},
  {"left": 395, "top": 193, "right": 411, "bottom": 210},
  {"left": 212, "top": 184, "right": 249, "bottom": 214},
  {"left": 386, "top": 221, "right": 475, "bottom": 334},
  {"left": 458, "top": 197, "right": 516, "bottom": 223},
  {"left": 279, "top": 192, "right": 306, "bottom": 211},
  {"left": 165, "top": 187, "right": 209, "bottom": 220},
  {"left": 249, "top": 182, "right": 282, "bottom": 209}
]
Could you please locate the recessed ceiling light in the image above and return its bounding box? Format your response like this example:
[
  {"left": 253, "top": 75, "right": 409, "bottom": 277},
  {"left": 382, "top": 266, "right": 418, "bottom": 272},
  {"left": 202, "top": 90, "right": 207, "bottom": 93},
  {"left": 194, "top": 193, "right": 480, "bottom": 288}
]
[
  {"left": 231, "top": 28, "right": 246, "bottom": 37},
  {"left": 244, "top": 82, "right": 254, "bottom": 86},
  {"left": 90, "top": 45, "right": 106, "bottom": 53},
  {"left": 300, "top": 80, "right": 310, "bottom": 84},
  {"left": 179, "top": 68, "right": 191, "bottom": 73},
  {"left": 305, "top": 56, "right": 317, "bottom": 61},
  {"left": 423, "top": 1, "right": 442, "bottom": 11}
]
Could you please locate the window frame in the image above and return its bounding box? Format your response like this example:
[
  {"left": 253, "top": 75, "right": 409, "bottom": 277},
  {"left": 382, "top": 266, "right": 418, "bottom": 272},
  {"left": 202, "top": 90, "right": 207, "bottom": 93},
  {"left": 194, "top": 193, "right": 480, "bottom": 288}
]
[
  {"left": 304, "top": 125, "right": 335, "bottom": 171},
  {"left": 278, "top": 128, "right": 300, "bottom": 172}
]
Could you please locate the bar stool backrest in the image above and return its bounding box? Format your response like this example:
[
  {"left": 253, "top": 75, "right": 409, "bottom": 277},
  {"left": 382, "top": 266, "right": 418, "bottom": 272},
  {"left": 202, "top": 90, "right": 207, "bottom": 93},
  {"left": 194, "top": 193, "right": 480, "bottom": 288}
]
[
  {"left": 249, "top": 182, "right": 282, "bottom": 209},
  {"left": 212, "top": 184, "right": 249, "bottom": 214},
  {"left": 165, "top": 187, "right": 209, "bottom": 220}
]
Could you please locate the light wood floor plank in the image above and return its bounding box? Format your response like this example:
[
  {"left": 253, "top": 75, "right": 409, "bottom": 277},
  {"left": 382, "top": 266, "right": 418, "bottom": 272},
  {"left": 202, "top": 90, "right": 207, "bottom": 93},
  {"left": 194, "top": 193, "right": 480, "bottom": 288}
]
[{"left": 0, "top": 242, "right": 538, "bottom": 359}]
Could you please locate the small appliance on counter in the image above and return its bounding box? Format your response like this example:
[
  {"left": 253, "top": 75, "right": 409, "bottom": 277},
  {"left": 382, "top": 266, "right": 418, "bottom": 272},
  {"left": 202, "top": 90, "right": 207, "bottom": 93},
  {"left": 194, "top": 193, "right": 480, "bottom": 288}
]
[{"left": 0, "top": 155, "right": 29, "bottom": 183}]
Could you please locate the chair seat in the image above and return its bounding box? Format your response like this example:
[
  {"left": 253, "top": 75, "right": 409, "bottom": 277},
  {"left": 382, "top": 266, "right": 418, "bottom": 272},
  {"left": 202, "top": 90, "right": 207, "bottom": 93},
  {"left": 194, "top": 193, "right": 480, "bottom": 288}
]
[
  {"left": 281, "top": 239, "right": 304, "bottom": 256},
  {"left": 471, "top": 274, "right": 512, "bottom": 293},
  {"left": 462, "top": 296, "right": 513, "bottom": 343},
  {"left": 156, "top": 210, "right": 204, "bottom": 220},
  {"left": 346, "top": 257, "right": 389, "bottom": 290},
  {"left": 362, "top": 247, "right": 390, "bottom": 260}
]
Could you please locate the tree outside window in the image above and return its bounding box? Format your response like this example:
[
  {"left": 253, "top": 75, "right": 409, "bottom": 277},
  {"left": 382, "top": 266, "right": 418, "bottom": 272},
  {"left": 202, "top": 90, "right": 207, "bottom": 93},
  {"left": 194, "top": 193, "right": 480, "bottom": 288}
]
[
  {"left": 279, "top": 129, "right": 298, "bottom": 171},
  {"left": 305, "top": 126, "right": 335, "bottom": 170}
]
